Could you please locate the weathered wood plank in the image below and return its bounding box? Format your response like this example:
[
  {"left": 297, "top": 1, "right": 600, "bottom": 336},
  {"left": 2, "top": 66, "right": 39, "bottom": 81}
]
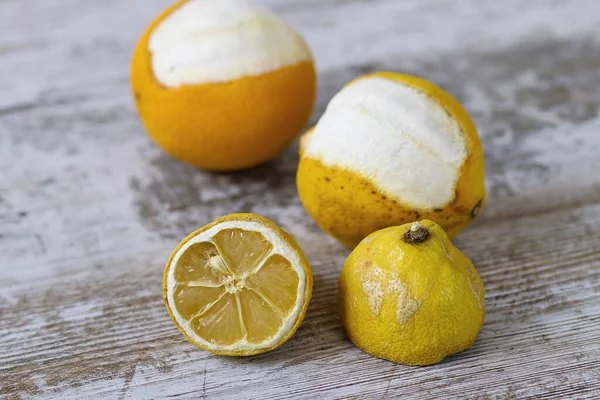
[
  {"left": 2, "top": 202, "right": 599, "bottom": 399},
  {"left": 2, "top": 0, "right": 600, "bottom": 399}
]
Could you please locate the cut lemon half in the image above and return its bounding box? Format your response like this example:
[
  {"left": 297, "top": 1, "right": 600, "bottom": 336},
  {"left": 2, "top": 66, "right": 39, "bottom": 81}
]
[{"left": 163, "top": 213, "right": 313, "bottom": 356}]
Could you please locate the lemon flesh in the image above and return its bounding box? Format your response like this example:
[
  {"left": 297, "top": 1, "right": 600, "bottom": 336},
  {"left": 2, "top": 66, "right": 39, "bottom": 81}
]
[{"left": 164, "top": 214, "right": 312, "bottom": 356}]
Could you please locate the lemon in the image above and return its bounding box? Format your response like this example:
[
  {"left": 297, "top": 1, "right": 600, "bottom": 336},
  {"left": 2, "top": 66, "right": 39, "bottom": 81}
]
[
  {"left": 339, "top": 220, "right": 485, "bottom": 366},
  {"left": 131, "top": 0, "right": 316, "bottom": 171},
  {"left": 163, "top": 213, "right": 313, "bottom": 356},
  {"left": 297, "top": 72, "right": 485, "bottom": 247}
]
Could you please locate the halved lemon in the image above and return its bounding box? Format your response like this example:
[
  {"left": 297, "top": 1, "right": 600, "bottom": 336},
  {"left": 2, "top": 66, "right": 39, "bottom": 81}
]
[{"left": 163, "top": 213, "right": 313, "bottom": 356}]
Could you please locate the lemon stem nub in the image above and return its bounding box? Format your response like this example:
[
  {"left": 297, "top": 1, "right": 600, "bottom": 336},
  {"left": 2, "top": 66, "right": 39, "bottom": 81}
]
[{"left": 404, "top": 222, "right": 429, "bottom": 244}]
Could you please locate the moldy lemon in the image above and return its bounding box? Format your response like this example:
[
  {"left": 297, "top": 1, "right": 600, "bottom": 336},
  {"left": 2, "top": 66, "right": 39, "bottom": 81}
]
[
  {"left": 131, "top": 0, "right": 316, "bottom": 171},
  {"left": 164, "top": 213, "right": 313, "bottom": 356},
  {"left": 297, "top": 72, "right": 485, "bottom": 247},
  {"left": 339, "top": 220, "right": 485, "bottom": 366}
]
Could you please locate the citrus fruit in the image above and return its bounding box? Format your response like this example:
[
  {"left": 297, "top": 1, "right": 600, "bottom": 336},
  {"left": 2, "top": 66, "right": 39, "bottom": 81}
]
[
  {"left": 163, "top": 213, "right": 313, "bottom": 356},
  {"left": 131, "top": 0, "right": 317, "bottom": 171},
  {"left": 339, "top": 220, "right": 485, "bottom": 366},
  {"left": 297, "top": 72, "right": 485, "bottom": 247}
]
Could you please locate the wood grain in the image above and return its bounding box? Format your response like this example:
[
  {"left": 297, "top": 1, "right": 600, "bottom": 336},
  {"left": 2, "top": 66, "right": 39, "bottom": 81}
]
[{"left": 1, "top": 0, "right": 600, "bottom": 399}]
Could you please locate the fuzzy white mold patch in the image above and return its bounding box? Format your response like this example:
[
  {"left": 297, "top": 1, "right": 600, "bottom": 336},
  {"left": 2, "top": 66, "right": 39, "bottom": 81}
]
[
  {"left": 148, "top": 0, "right": 311, "bottom": 87},
  {"left": 392, "top": 279, "right": 422, "bottom": 325},
  {"left": 303, "top": 76, "right": 468, "bottom": 209},
  {"left": 362, "top": 267, "right": 384, "bottom": 315},
  {"left": 362, "top": 269, "right": 421, "bottom": 324}
]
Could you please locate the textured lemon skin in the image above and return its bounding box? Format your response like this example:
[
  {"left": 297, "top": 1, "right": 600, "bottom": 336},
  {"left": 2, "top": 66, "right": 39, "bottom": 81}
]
[
  {"left": 339, "top": 220, "right": 485, "bottom": 366},
  {"left": 163, "top": 213, "right": 313, "bottom": 356},
  {"left": 297, "top": 72, "right": 484, "bottom": 247},
  {"left": 131, "top": 1, "right": 317, "bottom": 171}
]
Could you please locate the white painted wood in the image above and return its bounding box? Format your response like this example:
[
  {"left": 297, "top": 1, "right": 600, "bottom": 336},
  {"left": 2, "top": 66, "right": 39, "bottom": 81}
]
[{"left": 2, "top": 0, "right": 600, "bottom": 399}]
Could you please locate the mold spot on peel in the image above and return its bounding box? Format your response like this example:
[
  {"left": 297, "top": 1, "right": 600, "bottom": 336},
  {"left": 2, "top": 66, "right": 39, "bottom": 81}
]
[
  {"left": 148, "top": 0, "right": 312, "bottom": 87},
  {"left": 361, "top": 267, "right": 422, "bottom": 324},
  {"left": 361, "top": 265, "right": 386, "bottom": 315},
  {"left": 362, "top": 279, "right": 384, "bottom": 316},
  {"left": 386, "top": 278, "right": 404, "bottom": 293},
  {"left": 390, "top": 279, "right": 422, "bottom": 325}
]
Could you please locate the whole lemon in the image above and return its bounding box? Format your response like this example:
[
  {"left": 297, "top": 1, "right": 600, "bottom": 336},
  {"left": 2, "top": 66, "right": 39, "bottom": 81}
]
[
  {"left": 131, "top": 0, "right": 316, "bottom": 171},
  {"left": 339, "top": 220, "right": 485, "bottom": 366},
  {"left": 297, "top": 72, "right": 484, "bottom": 247}
]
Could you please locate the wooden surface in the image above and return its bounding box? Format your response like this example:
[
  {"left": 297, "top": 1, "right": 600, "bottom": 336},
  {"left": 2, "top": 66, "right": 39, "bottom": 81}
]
[{"left": 2, "top": 0, "right": 600, "bottom": 398}]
